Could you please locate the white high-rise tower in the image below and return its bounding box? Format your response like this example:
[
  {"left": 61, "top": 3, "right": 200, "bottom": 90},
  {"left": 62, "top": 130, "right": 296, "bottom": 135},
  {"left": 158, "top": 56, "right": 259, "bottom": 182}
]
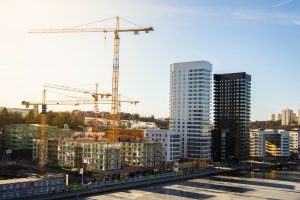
[{"left": 169, "top": 61, "right": 212, "bottom": 160}]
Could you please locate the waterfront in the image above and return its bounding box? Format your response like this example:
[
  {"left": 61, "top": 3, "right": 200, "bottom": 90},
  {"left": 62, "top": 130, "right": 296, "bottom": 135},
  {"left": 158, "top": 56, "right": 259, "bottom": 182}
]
[{"left": 76, "top": 167, "right": 300, "bottom": 200}]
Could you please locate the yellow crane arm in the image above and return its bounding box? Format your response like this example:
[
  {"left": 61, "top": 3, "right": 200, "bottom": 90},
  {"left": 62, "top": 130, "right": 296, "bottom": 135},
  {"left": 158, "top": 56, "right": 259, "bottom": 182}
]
[
  {"left": 29, "top": 27, "right": 153, "bottom": 34},
  {"left": 44, "top": 83, "right": 111, "bottom": 98},
  {"left": 21, "top": 99, "right": 138, "bottom": 107}
]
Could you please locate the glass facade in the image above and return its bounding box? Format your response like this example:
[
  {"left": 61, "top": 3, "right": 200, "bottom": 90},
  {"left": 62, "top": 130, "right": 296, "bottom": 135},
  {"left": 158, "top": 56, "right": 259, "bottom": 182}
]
[{"left": 212, "top": 72, "right": 251, "bottom": 161}]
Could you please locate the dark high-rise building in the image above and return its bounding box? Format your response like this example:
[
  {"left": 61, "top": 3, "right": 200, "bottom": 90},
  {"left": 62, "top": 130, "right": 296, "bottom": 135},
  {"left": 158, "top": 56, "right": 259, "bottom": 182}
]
[{"left": 212, "top": 72, "right": 251, "bottom": 162}]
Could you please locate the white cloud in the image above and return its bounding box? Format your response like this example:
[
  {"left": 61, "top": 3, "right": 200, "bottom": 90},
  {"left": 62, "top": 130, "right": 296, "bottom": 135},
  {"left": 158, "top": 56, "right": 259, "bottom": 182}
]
[
  {"left": 293, "top": 20, "right": 300, "bottom": 25},
  {"left": 233, "top": 12, "right": 263, "bottom": 21}
]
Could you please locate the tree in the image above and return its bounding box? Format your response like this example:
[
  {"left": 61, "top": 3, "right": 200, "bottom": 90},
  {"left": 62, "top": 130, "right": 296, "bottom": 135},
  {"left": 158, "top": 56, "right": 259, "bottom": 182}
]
[
  {"left": 0, "top": 108, "right": 9, "bottom": 125},
  {"left": 9, "top": 112, "right": 24, "bottom": 124},
  {"left": 25, "top": 110, "right": 37, "bottom": 124}
]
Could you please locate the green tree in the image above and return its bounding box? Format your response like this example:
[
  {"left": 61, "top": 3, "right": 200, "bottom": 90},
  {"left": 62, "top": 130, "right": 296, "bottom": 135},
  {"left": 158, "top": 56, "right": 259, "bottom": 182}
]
[
  {"left": 0, "top": 108, "right": 10, "bottom": 125},
  {"left": 25, "top": 110, "right": 37, "bottom": 124},
  {"left": 9, "top": 112, "right": 24, "bottom": 124}
]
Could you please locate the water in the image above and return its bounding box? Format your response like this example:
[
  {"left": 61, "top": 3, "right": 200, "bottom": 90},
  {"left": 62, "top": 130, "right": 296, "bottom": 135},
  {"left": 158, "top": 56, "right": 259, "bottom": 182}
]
[{"left": 75, "top": 166, "right": 300, "bottom": 200}]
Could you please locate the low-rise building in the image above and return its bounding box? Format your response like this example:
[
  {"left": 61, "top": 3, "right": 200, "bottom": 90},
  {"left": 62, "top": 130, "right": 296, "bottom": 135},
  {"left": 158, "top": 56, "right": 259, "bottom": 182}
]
[
  {"left": 33, "top": 136, "right": 162, "bottom": 173},
  {"left": 81, "top": 141, "right": 122, "bottom": 171},
  {"left": 120, "top": 137, "right": 161, "bottom": 169},
  {"left": 4, "top": 124, "right": 73, "bottom": 151},
  {"left": 33, "top": 138, "right": 122, "bottom": 172},
  {"left": 144, "top": 129, "right": 181, "bottom": 164},
  {"left": 130, "top": 121, "right": 157, "bottom": 129},
  {"left": 0, "top": 174, "right": 66, "bottom": 199},
  {"left": 250, "top": 129, "right": 291, "bottom": 160},
  {"left": 290, "top": 129, "right": 300, "bottom": 158},
  {"left": 84, "top": 117, "right": 111, "bottom": 128}
]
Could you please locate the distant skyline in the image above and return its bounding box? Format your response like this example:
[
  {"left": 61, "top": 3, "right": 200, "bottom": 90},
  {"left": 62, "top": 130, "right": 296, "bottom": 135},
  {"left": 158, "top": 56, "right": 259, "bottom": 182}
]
[{"left": 0, "top": 0, "right": 300, "bottom": 121}]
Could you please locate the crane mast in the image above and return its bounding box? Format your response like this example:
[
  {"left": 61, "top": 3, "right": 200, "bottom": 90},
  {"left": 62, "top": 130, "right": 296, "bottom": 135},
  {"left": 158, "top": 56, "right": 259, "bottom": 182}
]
[
  {"left": 111, "top": 17, "right": 120, "bottom": 142},
  {"left": 29, "top": 16, "right": 153, "bottom": 143},
  {"left": 39, "top": 89, "right": 47, "bottom": 174},
  {"left": 93, "top": 83, "right": 99, "bottom": 133}
]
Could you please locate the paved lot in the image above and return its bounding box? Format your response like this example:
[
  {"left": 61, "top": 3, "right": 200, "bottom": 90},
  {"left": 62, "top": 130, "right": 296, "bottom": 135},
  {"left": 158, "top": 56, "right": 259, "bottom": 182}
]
[{"left": 74, "top": 171, "right": 300, "bottom": 200}]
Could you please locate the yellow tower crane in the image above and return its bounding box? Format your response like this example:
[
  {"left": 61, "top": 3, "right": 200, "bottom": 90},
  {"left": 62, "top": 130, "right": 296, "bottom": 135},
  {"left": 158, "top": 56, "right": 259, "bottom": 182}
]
[
  {"left": 29, "top": 16, "right": 154, "bottom": 142},
  {"left": 22, "top": 90, "right": 138, "bottom": 174},
  {"left": 43, "top": 83, "right": 111, "bottom": 134}
]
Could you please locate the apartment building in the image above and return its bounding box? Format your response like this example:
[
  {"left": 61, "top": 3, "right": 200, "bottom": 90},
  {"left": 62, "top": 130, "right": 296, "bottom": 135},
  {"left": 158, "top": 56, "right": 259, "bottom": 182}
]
[
  {"left": 120, "top": 137, "right": 161, "bottom": 168},
  {"left": 33, "top": 138, "right": 122, "bottom": 172},
  {"left": 270, "top": 114, "right": 276, "bottom": 121},
  {"left": 250, "top": 129, "right": 291, "bottom": 159},
  {"left": 277, "top": 114, "right": 282, "bottom": 121},
  {"left": 169, "top": 61, "right": 212, "bottom": 160},
  {"left": 212, "top": 72, "right": 251, "bottom": 162},
  {"left": 4, "top": 124, "right": 72, "bottom": 151},
  {"left": 130, "top": 121, "right": 157, "bottom": 129},
  {"left": 33, "top": 137, "right": 162, "bottom": 172},
  {"left": 144, "top": 129, "right": 181, "bottom": 163},
  {"left": 290, "top": 129, "right": 300, "bottom": 158},
  {"left": 282, "top": 109, "right": 293, "bottom": 125}
]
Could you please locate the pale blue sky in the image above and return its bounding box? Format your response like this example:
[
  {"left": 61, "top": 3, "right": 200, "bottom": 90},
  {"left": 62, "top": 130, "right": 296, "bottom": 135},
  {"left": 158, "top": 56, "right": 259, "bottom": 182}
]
[{"left": 0, "top": 0, "right": 299, "bottom": 120}]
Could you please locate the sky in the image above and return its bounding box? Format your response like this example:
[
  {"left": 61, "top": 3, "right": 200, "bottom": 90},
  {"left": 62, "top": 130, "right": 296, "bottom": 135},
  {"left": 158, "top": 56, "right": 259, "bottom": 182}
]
[{"left": 0, "top": 0, "right": 300, "bottom": 121}]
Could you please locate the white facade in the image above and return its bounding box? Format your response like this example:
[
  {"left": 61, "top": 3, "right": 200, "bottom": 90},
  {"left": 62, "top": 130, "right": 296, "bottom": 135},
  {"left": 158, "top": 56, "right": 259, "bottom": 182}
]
[
  {"left": 282, "top": 109, "right": 293, "bottom": 125},
  {"left": 250, "top": 129, "right": 291, "bottom": 159},
  {"left": 84, "top": 117, "right": 111, "bottom": 127},
  {"left": 144, "top": 129, "right": 181, "bottom": 163},
  {"left": 250, "top": 130, "right": 265, "bottom": 158},
  {"left": 280, "top": 131, "right": 291, "bottom": 157},
  {"left": 290, "top": 129, "right": 300, "bottom": 157},
  {"left": 169, "top": 61, "right": 212, "bottom": 160},
  {"left": 130, "top": 121, "right": 157, "bottom": 129}
]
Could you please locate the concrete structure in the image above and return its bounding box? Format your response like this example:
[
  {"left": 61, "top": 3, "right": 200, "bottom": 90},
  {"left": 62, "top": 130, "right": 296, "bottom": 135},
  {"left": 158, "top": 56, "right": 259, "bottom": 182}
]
[
  {"left": 81, "top": 140, "right": 122, "bottom": 171},
  {"left": 120, "top": 137, "right": 161, "bottom": 168},
  {"left": 33, "top": 137, "right": 162, "bottom": 172},
  {"left": 169, "top": 61, "right": 212, "bottom": 160},
  {"left": 144, "top": 129, "right": 181, "bottom": 163},
  {"left": 212, "top": 72, "right": 251, "bottom": 162},
  {"left": 270, "top": 114, "right": 276, "bottom": 121},
  {"left": 282, "top": 109, "right": 293, "bottom": 125},
  {"left": 33, "top": 138, "right": 122, "bottom": 172},
  {"left": 3, "top": 124, "right": 73, "bottom": 152},
  {"left": 250, "top": 129, "right": 291, "bottom": 159}
]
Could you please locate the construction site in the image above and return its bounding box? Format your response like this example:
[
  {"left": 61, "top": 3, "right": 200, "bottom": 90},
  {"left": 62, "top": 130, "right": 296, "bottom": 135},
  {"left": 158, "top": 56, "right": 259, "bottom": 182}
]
[
  {"left": 0, "top": 16, "right": 210, "bottom": 199},
  {"left": 0, "top": 16, "right": 160, "bottom": 199}
]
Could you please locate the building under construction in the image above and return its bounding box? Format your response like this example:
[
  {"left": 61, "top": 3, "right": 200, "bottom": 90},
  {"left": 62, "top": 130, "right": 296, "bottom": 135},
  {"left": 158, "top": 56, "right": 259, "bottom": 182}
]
[
  {"left": 120, "top": 137, "right": 162, "bottom": 168},
  {"left": 33, "top": 138, "right": 122, "bottom": 172},
  {"left": 3, "top": 124, "right": 73, "bottom": 159},
  {"left": 33, "top": 137, "right": 161, "bottom": 175}
]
